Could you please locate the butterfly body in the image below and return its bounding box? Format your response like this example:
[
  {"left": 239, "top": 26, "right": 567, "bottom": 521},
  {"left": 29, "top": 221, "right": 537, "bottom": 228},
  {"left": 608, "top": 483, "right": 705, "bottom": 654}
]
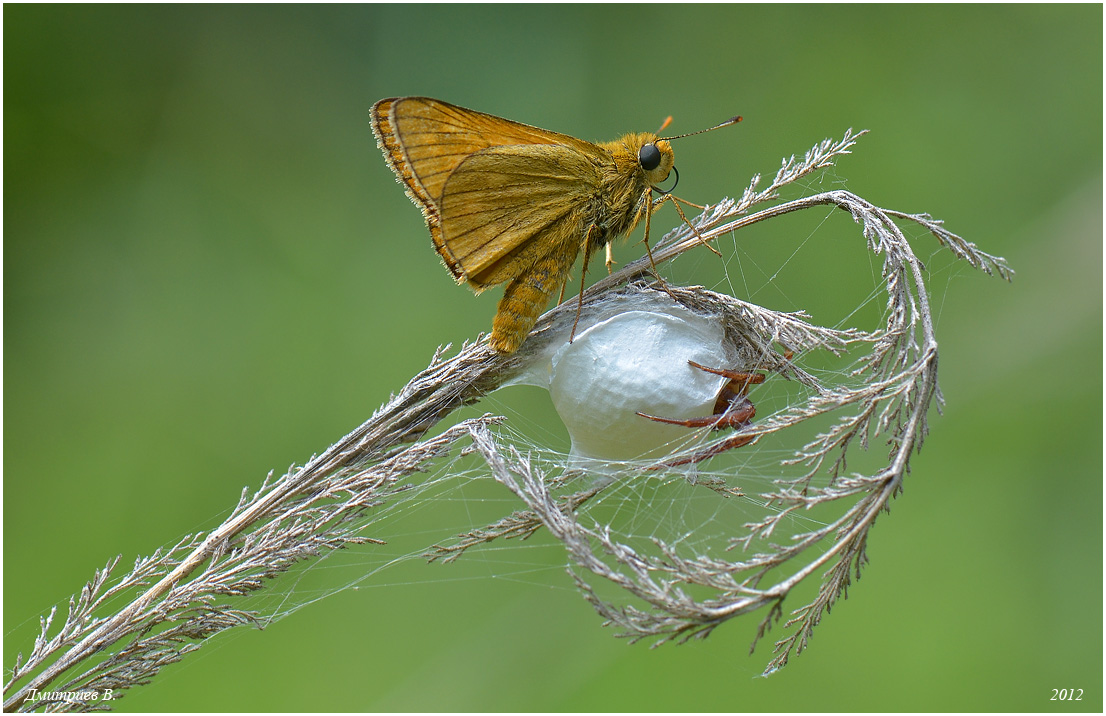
[{"left": 371, "top": 97, "right": 677, "bottom": 353}]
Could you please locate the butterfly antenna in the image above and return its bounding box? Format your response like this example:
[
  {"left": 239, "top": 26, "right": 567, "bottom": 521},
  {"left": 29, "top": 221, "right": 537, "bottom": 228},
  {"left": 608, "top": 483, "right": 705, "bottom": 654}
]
[{"left": 659, "top": 115, "right": 741, "bottom": 142}]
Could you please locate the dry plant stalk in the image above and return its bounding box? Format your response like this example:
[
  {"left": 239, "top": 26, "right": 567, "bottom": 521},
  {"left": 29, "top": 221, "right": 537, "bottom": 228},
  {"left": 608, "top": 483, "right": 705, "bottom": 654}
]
[{"left": 5, "top": 129, "right": 1012, "bottom": 711}]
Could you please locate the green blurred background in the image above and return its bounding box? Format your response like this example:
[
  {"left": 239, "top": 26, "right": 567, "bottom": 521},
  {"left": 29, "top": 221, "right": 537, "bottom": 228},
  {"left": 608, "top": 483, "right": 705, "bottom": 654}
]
[{"left": 5, "top": 4, "right": 1101, "bottom": 712}]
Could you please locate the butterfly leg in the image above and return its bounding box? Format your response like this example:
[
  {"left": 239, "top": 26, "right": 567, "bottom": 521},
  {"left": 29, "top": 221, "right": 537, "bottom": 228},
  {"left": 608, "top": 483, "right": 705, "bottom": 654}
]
[
  {"left": 656, "top": 194, "right": 722, "bottom": 259},
  {"left": 569, "top": 224, "right": 604, "bottom": 343},
  {"left": 490, "top": 249, "right": 575, "bottom": 353},
  {"left": 640, "top": 194, "right": 683, "bottom": 302},
  {"left": 673, "top": 196, "right": 707, "bottom": 211}
]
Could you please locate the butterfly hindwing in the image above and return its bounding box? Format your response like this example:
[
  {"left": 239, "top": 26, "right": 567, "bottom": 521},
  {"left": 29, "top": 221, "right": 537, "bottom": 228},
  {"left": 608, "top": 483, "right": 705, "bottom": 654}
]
[
  {"left": 438, "top": 144, "right": 599, "bottom": 287},
  {"left": 371, "top": 97, "right": 603, "bottom": 286}
]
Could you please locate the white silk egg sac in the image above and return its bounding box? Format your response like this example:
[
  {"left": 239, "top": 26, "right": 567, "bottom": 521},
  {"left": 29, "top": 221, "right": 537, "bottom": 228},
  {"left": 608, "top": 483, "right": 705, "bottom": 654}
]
[{"left": 510, "top": 301, "right": 732, "bottom": 468}]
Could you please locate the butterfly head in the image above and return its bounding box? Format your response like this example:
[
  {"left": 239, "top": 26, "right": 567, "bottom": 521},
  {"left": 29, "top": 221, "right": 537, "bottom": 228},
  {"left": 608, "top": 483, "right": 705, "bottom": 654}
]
[{"left": 637, "top": 137, "right": 675, "bottom": 187}]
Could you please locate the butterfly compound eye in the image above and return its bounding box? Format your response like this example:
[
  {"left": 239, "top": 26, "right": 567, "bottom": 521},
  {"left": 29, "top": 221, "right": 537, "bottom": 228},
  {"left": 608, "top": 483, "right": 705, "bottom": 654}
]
[{"left": 638, "top": 143, "right": 662, "bottom": 171}]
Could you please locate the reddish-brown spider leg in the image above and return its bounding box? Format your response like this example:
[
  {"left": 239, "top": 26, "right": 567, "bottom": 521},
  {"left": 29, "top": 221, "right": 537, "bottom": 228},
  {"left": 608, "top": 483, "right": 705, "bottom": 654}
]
[{"left": 636, "top": 360, "right": 767, "bottom": 466}]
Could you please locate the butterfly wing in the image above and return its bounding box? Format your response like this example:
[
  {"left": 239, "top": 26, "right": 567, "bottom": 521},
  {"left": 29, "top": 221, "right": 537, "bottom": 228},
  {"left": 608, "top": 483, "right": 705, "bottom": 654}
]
[
  {"left": 437, "top": 144, "right": 600, "bottom": 288},
  {"left": 371, "top": 97, "right": 603, "bottom": 287}
]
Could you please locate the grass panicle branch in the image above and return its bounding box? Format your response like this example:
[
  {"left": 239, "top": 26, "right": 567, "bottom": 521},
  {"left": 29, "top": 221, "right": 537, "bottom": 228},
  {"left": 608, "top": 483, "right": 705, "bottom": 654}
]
[{"left": 6, "top": 129, "right": 1012, "bottom": 710}]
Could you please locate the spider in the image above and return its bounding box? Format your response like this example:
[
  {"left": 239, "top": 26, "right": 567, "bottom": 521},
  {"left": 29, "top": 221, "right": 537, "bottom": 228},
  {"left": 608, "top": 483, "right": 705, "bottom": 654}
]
[{"left": 636, "top": 360, "right": 766, "bottom": 466}]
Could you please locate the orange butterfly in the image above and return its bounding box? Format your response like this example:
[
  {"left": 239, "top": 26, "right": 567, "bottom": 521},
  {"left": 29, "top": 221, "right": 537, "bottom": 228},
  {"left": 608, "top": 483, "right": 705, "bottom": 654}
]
[{"left": 371, "top": 97, "right": 739, "bottom": 353}]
